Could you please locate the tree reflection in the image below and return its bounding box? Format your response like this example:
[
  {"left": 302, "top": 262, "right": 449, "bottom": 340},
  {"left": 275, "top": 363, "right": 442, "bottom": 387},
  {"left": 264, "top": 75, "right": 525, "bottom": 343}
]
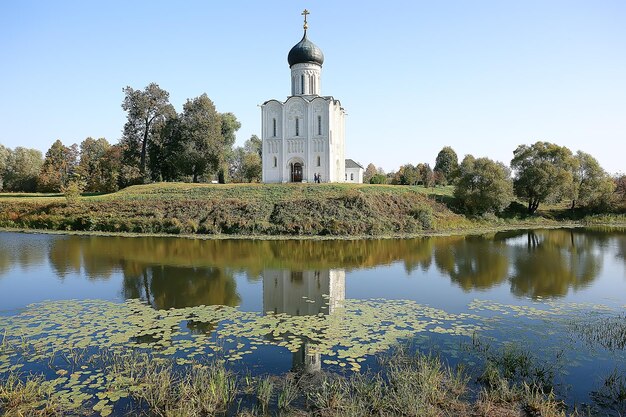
[
  {"left": 4, "top": 228, "right": 621, "bottom": 303},
  {"left": 433, "top": 236, "right": 509, "bottom": 291},
  {"left": 509, "top": 230, "right": 602, "bottom": 298},
  {"left": 122, "top": 266, "right": 240, "bottom": 310}
]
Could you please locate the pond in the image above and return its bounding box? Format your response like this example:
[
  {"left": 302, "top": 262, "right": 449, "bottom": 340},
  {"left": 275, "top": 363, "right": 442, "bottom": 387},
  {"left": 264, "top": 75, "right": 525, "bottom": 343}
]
[{"left": 1, "top": 228, "right": 626, "bottom": 414}]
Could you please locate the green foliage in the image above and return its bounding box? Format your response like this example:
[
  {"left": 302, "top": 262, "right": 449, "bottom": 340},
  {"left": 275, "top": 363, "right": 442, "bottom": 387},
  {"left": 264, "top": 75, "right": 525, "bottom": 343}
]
[
  {"left": 36, "top": 139, "right": 79, "bottom": 192},
  {"left": 61, "top": 175, "right": 84, "bottom": 206},
  {"left": 77, "top": 137, "right": 119, "bottom": 192},
  {"left": 220, "top": 112, "right": 241, "bottom": 149},
  {"left": 511, "top": 141, "right": 576, "bottom": 214},
  {"left": 454, "top": 155, "right": 514, "bottom": 215},
  {"left": 572, "top": 151, "right": 615, "bottom": 210},
  {"left": 2, "top": 147, "right": 43, "bottom": 192},
  {"left": 434, "top": 146, "right": 459, "bottom": 183},
  {"left": 121, "top": 83, "right": 175, "bottom": 181},
  {"left": 0, "top": 144, "right": 9, "bottom": 191},
  {"left": 417, "top": 163, "right": 434, "bottom": 187},
  {"left": 230, "top": 135, "right": 262, "bottom": 183},
  {"left": 244, "top": 134, "right": 262, "bottom": 158},
  {"left": 242, "top": 152, "right": 262, "bottom": 182},
  {"left": 363, "top": 163, "right": 378, "bottom": 184},
  {"left": 393, "top": 164, "right": 419, "bottom": 185},
  {"left": 370, "top": 173, "right": 387, "bottom": 184},
  {"left": 179, "top": 94, "right": 223, "bottom": 182}
]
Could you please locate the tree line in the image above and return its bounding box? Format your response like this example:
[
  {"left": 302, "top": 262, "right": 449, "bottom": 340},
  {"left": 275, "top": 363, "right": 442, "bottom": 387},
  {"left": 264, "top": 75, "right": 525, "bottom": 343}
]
[
  {"left": 0, "top": 83, "right": 262, "bottom": 193},
  {"left": 363, "top": 142, "right": 626, "bottom": 215}
]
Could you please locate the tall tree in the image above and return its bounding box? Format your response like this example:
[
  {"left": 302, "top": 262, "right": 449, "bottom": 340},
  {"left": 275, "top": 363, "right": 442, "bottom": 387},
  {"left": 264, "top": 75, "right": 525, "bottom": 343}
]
[
  {"left": 571, "top": 151, "right": 615, "bottom": 209},
  {"left": 37, "top": 140, "right": 79, "bottom": 192},
  {"left": 454, "top": 155, "right": 513, "bottom": 215},
  {"left": 229, "top": 135, "right": 263, "bottom": 183},
  {"left": 434, "top": 146, "right": 459, "bottom": 184},
  {"left": 178, "top": 94, "right": 223, "bottom": 183},
  {"left": 0, "top": 144, "right": 9, "bottom": 191},
  {"left": 78, "top": 137, "right": 112, "bottom": 192},
  {"left": 242, "top": 152, "right": 262, "bottom": 183},
  {"left": 615, "top": 174, "right": 626, "bottom": 204},
  {"left": 244, "top": 134, "right": 262, "bottom": 158},
  {"left": 511, "top": 141, "right": 576, "bottom": 214},
  {"left": 416, "top": 163, "right": 434, "bottom": 187},
  {"left": 3, "top": 147, "right": 43, "bottom": 192},
  {"left": 218, "top": 112, "right": 241, "bottom": 183},
  {"left": 363, "top": 163, "right": 378, "bottom": 184},
  {"left": 120, "top": 83, "right": 175, "bottom": 181},
  {"left": 392, "top": 164, "right": 418, "bottom": 185}
]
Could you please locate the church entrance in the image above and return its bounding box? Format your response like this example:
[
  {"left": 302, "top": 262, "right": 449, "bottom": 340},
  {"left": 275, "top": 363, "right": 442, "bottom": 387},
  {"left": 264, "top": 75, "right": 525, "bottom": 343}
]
[{"left": 290, "top": 162, "right": 303, "bottom": 182}]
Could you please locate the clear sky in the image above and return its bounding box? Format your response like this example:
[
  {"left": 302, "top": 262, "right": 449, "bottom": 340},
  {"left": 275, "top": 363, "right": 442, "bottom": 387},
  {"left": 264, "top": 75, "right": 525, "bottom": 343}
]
[{"left": 1, "top": 1, "right": 625, "bottom": 174}]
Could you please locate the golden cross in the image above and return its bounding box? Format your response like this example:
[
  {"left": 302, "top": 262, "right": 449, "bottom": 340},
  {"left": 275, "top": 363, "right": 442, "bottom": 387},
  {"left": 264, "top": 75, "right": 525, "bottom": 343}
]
[{"left": 302, "top": 9, "right": 310, "bottom": 30}]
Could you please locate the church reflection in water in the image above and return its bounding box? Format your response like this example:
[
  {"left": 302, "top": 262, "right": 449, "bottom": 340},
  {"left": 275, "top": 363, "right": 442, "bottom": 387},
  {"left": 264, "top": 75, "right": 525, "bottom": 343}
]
[{"left": 263, "top": 269, "right": 345, "bottom": 373}]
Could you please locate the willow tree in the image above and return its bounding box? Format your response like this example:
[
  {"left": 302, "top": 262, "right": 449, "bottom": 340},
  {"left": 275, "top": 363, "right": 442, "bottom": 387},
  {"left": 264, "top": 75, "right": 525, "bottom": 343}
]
[{"left": 511, "top": 142, "right": 576, "bottom": 214}]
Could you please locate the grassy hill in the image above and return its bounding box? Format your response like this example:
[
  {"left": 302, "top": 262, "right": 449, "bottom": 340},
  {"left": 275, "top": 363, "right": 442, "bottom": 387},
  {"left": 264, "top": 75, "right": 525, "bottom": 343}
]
[
  {"left": 0, "top": 183, "right": 476, "bottom": 237},
  {"left": 1, "top": 182, "right": 621, "bottom": 237}
]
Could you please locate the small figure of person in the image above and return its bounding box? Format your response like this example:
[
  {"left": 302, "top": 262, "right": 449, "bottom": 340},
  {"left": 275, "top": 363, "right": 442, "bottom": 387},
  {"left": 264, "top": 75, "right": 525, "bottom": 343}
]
[
  {"left": 314, "top": 173, "right": 318, "bottom": 183},
  {"left": 317, "top": 173, "right": 322, "bottom": 183}
]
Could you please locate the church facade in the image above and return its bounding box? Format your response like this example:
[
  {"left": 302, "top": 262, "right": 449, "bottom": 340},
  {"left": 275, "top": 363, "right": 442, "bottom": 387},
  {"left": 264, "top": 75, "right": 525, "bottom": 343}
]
[{"left": 261, "top": 11, "right": 353, "bottom": 183}]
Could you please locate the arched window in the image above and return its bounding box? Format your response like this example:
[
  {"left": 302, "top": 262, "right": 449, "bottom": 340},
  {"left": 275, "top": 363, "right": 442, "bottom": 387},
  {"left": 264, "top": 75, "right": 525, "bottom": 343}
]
[
  {"left": 350, "top": 173, "right": 354, "bottom": 181},
  {"left": 301, "top": 74, "right": 305, "bottom": 94},
  {"left": 317, "top": 156, "right": 321, "bottom": 167},
  {"left": 272, "top": 118, "right": 277, "bottom": 137},
  {"left": 345, "top": 173, "right": 347, "bottom": 180},
  {"left": 273, "top": 156, "right": 277, "bottom": 167},
  {"left": 295, "top": 118, "right": 299, "bottom": 136},
  {"left": 317, "top": 115, "right": 322, "bottom": 135}
]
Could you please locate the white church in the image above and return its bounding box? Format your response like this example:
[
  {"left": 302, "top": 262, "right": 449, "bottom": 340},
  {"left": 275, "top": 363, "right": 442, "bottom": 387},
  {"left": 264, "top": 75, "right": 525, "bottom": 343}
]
[{"left": 261, "top": 10, "right": 363, "bottom": 184}]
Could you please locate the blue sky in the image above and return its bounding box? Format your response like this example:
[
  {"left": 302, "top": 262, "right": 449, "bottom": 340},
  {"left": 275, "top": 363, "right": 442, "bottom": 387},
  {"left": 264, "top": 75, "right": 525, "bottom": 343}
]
[{"left": 1, "top": 1, "right": 624, "bottom": 174}]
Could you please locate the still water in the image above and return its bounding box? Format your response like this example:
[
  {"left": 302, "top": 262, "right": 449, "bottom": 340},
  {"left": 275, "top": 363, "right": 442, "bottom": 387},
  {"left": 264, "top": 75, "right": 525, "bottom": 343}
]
[{"left": 1, "top": 228, "right": 626, "bottom": 409}]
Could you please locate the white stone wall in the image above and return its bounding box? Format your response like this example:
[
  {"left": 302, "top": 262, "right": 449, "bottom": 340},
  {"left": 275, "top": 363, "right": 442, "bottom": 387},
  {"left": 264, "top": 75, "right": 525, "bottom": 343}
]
[
  {"left": 261, "top": 95, "right": 345, "bottom": 183},
  {"left": 345, "top": 167, "right": 363, "bottom": 183},
  {"left": 290, "top": 63, "right": 321, "bottom": 96}
]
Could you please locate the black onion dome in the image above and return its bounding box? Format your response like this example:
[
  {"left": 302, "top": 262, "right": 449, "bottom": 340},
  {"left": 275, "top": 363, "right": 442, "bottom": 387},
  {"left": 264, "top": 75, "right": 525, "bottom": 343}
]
[{"left": 288, "top": 31, "right": 324, "bottom": 67}]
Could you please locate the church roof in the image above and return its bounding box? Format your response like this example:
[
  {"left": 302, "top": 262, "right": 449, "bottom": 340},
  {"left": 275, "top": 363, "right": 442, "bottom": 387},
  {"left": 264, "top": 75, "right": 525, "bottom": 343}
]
[
  {"left": 288, "top": 31, "right": 324, "bottom": 67},
  {"left": 345, "top": 159, "right": 363, "bottom": 169}
]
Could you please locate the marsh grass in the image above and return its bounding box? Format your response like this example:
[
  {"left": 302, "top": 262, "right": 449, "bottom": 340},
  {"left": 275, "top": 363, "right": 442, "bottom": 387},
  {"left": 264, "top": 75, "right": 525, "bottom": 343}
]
[
  {"left": 254, "top": 376, "right": 273, "bottom": 411},
  {"left": 0, "top": 373, "right": 63, "bottom": 416},
  {"left": 569, "top": 314, "right": 626, "bottom": 351},
  {"left": 590, "top": 369, "right": 626, "bottom": 416},
  {"left": 0, "top": 345, "right": 618, "bottom": 416}
]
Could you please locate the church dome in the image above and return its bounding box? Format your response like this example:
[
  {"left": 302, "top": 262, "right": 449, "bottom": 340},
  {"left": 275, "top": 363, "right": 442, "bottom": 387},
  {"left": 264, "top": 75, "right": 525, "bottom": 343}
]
[{"left": 288, "top": 32, "right": 324, "bottom": 67}]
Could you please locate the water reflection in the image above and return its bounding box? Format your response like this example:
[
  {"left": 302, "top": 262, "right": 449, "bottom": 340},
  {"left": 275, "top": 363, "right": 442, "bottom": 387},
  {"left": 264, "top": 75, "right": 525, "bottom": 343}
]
[
  {"left": 122, "top": 266, "right": 240, "bottom": 309},
  {"left": 433, "top": 236, "right": 509, "bottom": 291},
  {"left": 263, "top": 269, "right": 345, "bottom": 372},
  {"left": 0, "top": 229, "right": 624, "bottom": 303},
  {"left": 508, "top": 230, "right": 602, "bottom": 298},
  {"left": 0, "top": 234, "right": 48, "bottom": 275}
]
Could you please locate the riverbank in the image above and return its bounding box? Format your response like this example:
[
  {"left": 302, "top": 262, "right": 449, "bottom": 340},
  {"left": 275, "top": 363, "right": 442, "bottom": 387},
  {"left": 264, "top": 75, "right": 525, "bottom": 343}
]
[{"left": 0, "top": 183, "right": 624, "bottom": 238}]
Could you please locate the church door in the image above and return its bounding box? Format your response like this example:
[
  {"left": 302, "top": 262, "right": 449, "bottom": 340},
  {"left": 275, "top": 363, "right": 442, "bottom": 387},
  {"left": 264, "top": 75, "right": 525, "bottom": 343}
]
[{"left": 291, "top": 163, "right": 303, "bottom": 182}]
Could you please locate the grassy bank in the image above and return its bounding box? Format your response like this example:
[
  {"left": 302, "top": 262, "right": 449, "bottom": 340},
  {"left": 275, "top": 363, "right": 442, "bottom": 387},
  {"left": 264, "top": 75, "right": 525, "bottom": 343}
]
[{"left": 0, "top": 183, "right": 623, "bottom": 238}]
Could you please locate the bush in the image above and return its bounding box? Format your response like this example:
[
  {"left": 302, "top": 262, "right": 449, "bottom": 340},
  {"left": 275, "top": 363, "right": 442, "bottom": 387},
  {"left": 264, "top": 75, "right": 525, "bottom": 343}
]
[{"left": 61, "top": 177, "right": 84, "bottom": 206}]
